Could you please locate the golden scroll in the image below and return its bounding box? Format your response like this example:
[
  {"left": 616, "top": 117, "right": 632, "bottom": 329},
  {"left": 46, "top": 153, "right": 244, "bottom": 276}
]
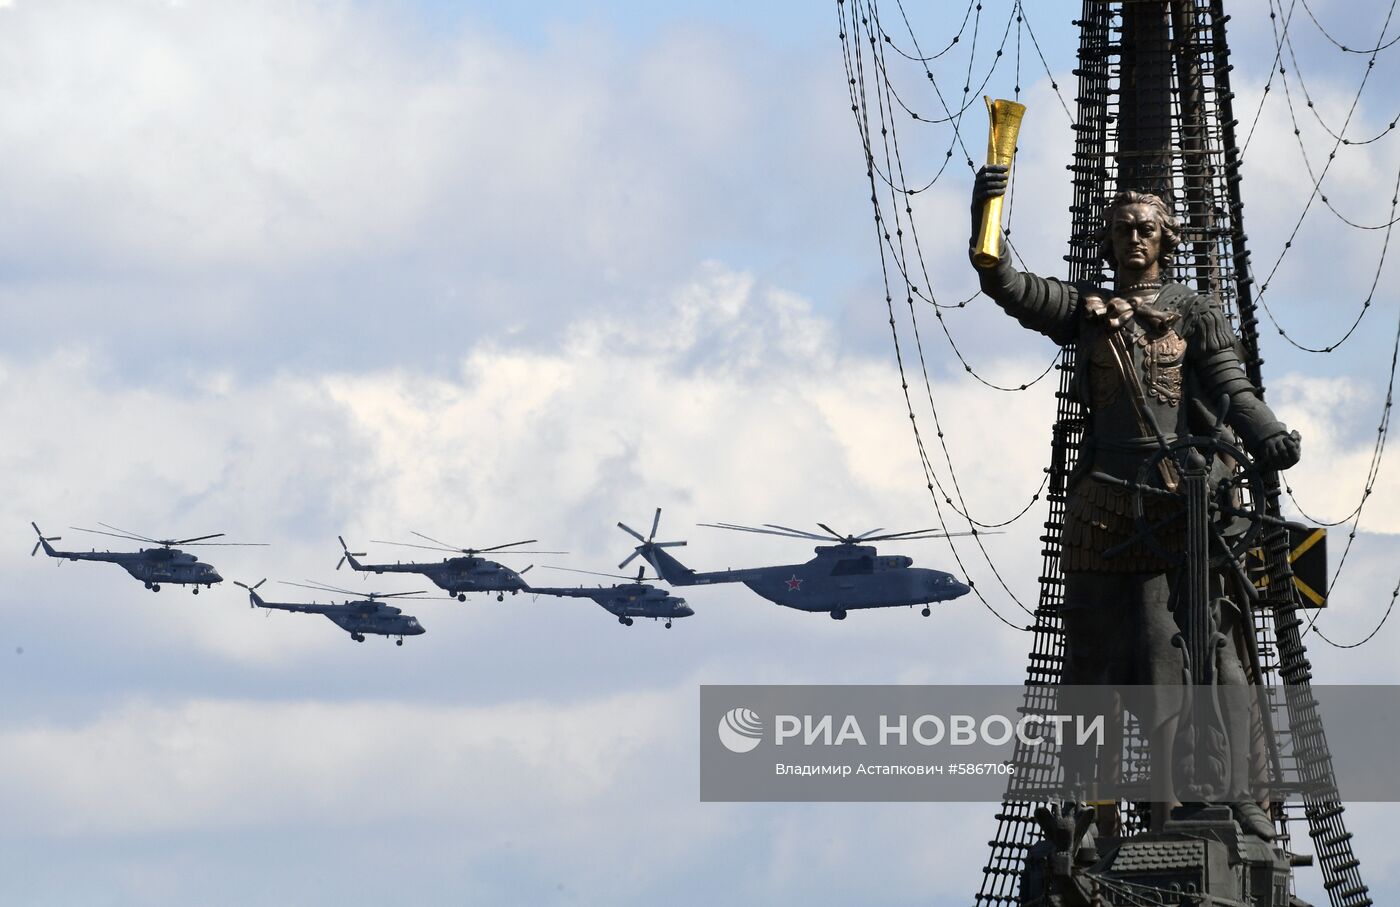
[{"left": 972, "top": 96, "right": 1027, "bottom": 269}]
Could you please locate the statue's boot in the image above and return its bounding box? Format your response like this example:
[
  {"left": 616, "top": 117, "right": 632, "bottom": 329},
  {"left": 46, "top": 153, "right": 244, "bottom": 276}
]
[{"left": 1231, "top": 800, "right": 1276, "bottom": 839}]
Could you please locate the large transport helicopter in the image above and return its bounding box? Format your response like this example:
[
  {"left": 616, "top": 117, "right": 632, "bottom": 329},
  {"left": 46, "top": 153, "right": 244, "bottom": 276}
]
[
  {"left": 235, "top": 579, "right": 427, "bottom": 645},
  {"left": 528, "top": 566, "right": 694, "bottom": 628},
  {"left": 618, "top": 509, "right": 974, "bottom": 620},
  {"left": 336, "top": 533, "right": 560, "bottom": 601},
  {"left": 30, "top": 522, "right": 265, "bottom": 593}
]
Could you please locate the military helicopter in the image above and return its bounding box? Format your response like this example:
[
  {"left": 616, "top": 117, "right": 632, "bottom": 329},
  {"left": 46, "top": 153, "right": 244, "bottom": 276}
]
[
  {"left": 617, "top": 509, "right": 974, "bottom": 620},
  {"left": 337, "top": 533, "right": 561, "bottom": 601},
  {"left": 30, "top": 521, "right": 265, "bottom": 593},
  {"left": 527, "top": 566, "right": 694, "bottom": 628},
  {"left": 234, "top": 579, "right": 427, "bottom": 645}
]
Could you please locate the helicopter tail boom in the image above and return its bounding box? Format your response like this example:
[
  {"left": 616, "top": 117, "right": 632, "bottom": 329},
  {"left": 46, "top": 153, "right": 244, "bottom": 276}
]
[{"left": 637, "top": 544, "right": 699, "bottom": 586}]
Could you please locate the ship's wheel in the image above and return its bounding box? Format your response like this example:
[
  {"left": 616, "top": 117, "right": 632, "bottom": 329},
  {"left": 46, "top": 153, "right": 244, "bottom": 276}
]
[{"left": 1098, "top": 401, "right": 1268, "bottom": 569}]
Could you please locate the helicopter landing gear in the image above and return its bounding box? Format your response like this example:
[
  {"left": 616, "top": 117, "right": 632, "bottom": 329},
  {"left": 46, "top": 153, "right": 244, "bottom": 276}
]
[
  {"left": 921, "top": 607, "right": 931, "bottom": 617},
  {"left": 352, "top": 633, "right": 365, "bottom": 643},
  {"left": 497, "top": 593, "right": 504, "bottom": 602},
  {"left": 152, "top": 584, "right": 162, "bottom": 592},
  {"left": 457, "top": 593, "right": 466, "bottom": 602},
  {"left": 665, "top": 620, "right": 673, "bottom": 629},
  {"left": 395, "top": 638, "right": 403, "bottom": 646},
  {"left": 192, "top": 587, "right": 199, "bottom": 595},
  {"left": 618, "top": 616, "right": 634, "bottom": 626},
  {"left": 144, "top": 582, "right": 152, "bottom": 590},
  {"left": 831, "top": 609, "right": 847, "bottom": 621}
]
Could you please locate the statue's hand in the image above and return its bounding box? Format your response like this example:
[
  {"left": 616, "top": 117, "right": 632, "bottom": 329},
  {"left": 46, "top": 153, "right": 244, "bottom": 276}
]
[
  {"left": 973, "top": 164, "right": 1009, "bottom": 204},
  {"left": 1083, "top": 292, "right": 1134, "bottom": 329},
  {"left": 971, "top": 165, "right": 1010, "bottom": 250},
  {"left": 1257, "top": 429, "right": 1302, "bottom": 471}
]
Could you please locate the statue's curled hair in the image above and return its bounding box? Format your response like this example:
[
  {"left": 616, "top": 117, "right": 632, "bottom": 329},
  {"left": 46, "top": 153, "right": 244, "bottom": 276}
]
[{"left": 1098, "top": 190, "right": 1181, "bottom": 270}]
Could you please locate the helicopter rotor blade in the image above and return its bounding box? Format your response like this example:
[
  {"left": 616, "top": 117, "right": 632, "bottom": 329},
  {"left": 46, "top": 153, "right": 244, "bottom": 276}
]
[
  {"left": 410, "top": 531, "right": 461, "bottom": 551},
  {"left": 473, "top": 539, "right": 540, "bottom": 554},
  {"left": 860, "top": 526, "right": 948, "bottom": 540},
  {"left": 181, "top": 541, "right": 269, "bottom": 547},
  {"left": 337, "top": 536, "right": 368, "bottom": 555},
  {"left": 96, "top": 522, "right": 163, "bottom": 544},
  {"left": 649, "top": 508, "right": 662, "bottom": 541},
  {"left": 73, "top": 525, "right": 155, "bottom": 544},
  {"left": 30, "top": 522, "right": 61, "bottom": 549},
  {"left": 519, "top": 564, "right": 534, "bottom": 575},
  {"left": 30, "top": 522, "right": 60, "bottom": 556},
  {"left": 853, "top": 527, "right": 887, "bottom": 541},
  {"left": 282, "top": 580, "right": 364, "bottom": 597},
  {"left": 618, "top": 550, "right": 641, "bottom": 570},
  {"left": 171, "top": 533, "right": 226, "bottom": 545},
  {"left": 617, "top": 521, "right": 647, "bottom": 543},
  {"left": 815, "top": 523, "right": 848, "bottom": 542},
  {"left": 759, "top": 523, "right": 832, "bottom": 540},
  {"left": 699, "top": 522, "right": 825, "bottom": 542},
  {"left": 545, "top": 565, "right": 640, "bottom": 582},
  {"left": 371, "top": 538, "right": 561, "bottom": 556},
  {"left": 282, "top": 578, "right": 427, "bottom": 599},
  {"left": 372, "top": 539, "right": 459, "bottom": 553},
  {"left": 862, "top": 529, "right": 990, "bottom": 542}
]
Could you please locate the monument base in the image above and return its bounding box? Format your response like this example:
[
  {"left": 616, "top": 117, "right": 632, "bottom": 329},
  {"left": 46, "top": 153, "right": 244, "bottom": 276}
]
[{"left": 1021, "top": 803, "right": 1312, "bottom": 906}]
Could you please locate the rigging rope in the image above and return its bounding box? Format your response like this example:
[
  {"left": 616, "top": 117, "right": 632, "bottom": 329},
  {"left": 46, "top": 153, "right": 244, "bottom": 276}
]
[
  {"left": 1299, "top": 0, "right": 1400, "bottom": 55},
  {"left": 840, "top": 0, "right": 1039, "bottom": 627}
]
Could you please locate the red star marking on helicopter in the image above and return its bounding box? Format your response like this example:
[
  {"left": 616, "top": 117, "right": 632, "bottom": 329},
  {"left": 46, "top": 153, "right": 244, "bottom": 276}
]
[{"left": 786, "top": 574, "right": 803, "bottom": 591}]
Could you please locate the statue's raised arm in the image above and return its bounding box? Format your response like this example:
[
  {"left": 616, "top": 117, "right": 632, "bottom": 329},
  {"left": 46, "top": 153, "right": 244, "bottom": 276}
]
[{"left": 969, "top": 164, "right": 1083, "bottom": 347}]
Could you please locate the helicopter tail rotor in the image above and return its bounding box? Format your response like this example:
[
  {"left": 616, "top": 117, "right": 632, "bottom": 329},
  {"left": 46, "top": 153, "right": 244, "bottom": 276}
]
[
  {"left": 30, "top": 522, "right": 61, "bottom": 557},
  {"left": 336, "top": 536, "right": 367, "bottom": 571},
  {"left": 233, "top": 579, "right": 267, "bottom": 608},
  {"left": 616, "top": 507, "right": 688, "bottom": 570}
]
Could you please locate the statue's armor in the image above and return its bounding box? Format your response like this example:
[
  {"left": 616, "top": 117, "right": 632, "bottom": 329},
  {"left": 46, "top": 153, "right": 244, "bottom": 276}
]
[{"left": 976, "top": 260, "right": 1287, "bottom": 574}]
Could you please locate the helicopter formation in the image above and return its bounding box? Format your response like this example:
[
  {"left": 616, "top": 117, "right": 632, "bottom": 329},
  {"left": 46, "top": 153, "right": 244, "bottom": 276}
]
[{"left": 30, "top": 508, "right": 975, "bottom": 642}]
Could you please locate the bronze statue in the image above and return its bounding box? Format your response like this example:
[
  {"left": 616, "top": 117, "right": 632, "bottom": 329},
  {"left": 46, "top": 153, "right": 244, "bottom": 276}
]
[{"left": 970, "top": 163, "right": 1301, "bottom": 837}]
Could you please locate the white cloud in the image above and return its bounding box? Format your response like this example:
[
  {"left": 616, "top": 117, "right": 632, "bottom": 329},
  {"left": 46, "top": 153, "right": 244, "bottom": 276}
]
[{"left": 0, "top": 690, "right": 687, "bottom": 837}]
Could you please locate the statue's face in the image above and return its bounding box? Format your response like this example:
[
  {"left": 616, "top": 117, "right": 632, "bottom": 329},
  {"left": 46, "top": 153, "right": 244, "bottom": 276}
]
[{"left": 1109, "top": 202, "right": 1163, "bottom": 273}]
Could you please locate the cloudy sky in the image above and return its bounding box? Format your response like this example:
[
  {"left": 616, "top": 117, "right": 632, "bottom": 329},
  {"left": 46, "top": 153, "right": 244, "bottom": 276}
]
[{"left": 2, "top": 1, "right": 1398, "bottom": 904}]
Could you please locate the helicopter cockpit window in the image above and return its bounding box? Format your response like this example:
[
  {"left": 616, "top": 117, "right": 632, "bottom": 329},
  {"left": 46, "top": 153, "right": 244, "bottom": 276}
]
[{"left": 831, "top": 556, "right": 875, "bottom": 576}]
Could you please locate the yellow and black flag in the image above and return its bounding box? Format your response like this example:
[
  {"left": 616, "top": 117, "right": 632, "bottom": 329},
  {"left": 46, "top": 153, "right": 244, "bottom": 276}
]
[{"left": 1249, "top": 526, "right": 1328, "bottom": 609}]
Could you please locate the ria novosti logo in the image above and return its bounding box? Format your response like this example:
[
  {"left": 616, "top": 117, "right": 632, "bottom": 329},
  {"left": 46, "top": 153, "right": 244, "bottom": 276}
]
[{"left": 717, "top": 707, "right": 764, "bottom": 753}]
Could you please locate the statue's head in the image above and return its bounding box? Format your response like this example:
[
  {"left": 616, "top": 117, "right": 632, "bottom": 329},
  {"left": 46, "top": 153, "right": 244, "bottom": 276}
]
[{"left": 1098, "top": 190, "right": 1180, "bottom": 273}]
